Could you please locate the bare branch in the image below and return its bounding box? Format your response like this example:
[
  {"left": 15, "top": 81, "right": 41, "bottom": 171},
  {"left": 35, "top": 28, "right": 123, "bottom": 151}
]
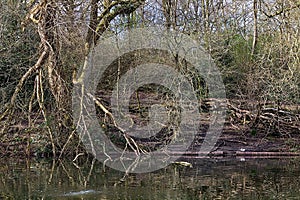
[{"left": 262, "top": 2, "right": 300, "bottom": 18}]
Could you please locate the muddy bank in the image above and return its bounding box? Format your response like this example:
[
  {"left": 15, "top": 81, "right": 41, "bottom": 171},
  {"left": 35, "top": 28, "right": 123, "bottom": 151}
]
[
  {"left": 1, "top": 123, "right": 300, "bottom": 159},
  {"left": 1, "top": 96, "right": 299, "bottom": 158}
]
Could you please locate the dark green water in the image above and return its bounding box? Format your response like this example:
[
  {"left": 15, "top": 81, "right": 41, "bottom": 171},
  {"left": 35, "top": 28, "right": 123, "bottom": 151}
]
[{"left": 1, "top": 157, "right": 300, "bottom": 199}]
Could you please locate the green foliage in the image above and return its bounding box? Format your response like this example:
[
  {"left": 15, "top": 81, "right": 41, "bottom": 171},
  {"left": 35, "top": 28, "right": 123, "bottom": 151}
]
[
  {"left": 0, "top": 1, "right": 39, "bottom": 105},
  {"left": 216, "top": 34, "right": 253, "bottom": 98},
  {"left": 254, "top": 33, "right": 300, "bottom": 103},
  {"left": 230, "top": 34, "right": 252, "bottom": 65}
]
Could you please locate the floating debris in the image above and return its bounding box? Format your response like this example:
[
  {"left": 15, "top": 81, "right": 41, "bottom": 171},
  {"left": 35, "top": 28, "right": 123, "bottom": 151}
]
[
  {"left": 62, "top": 189, "right": 101, "bottom": 197},
  {"left": 172, "top": 161, "right": 193, "bottom": 168}
]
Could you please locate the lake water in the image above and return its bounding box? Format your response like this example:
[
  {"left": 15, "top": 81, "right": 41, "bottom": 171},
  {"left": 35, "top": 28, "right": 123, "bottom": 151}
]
[{"left": 1, "top": 157, "right": 300, "bottom": 199}]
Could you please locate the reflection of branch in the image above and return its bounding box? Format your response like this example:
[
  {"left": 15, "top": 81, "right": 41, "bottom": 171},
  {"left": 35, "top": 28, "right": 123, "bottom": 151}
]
[
  {"left": 60, "top": 160, "right": 75, "bottom": 184},
  {"left": 84, "top": 158, "right": 96, "bottom": 187},
  {"left": 118, "top": 156, "right": 141, "bottom": 183},
  {"left": 41, "top": 159, "right": 56, "bottom": 199}
]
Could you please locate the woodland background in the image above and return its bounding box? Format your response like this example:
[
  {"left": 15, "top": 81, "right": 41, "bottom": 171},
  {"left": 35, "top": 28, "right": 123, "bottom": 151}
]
[{"left": 0, "top": 0, "right": 299, "bottom": 157}]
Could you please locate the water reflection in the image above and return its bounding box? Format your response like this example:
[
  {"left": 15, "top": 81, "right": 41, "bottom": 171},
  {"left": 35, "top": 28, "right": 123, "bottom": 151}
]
[{"left": 1, "top": 157, "right": 300, "bottom": 199}]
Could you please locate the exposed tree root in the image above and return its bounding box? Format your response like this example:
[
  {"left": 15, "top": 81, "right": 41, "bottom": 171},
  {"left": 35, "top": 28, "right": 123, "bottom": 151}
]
[{"left": 226, "top": 99, "right": 300, "bottom": 136}]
